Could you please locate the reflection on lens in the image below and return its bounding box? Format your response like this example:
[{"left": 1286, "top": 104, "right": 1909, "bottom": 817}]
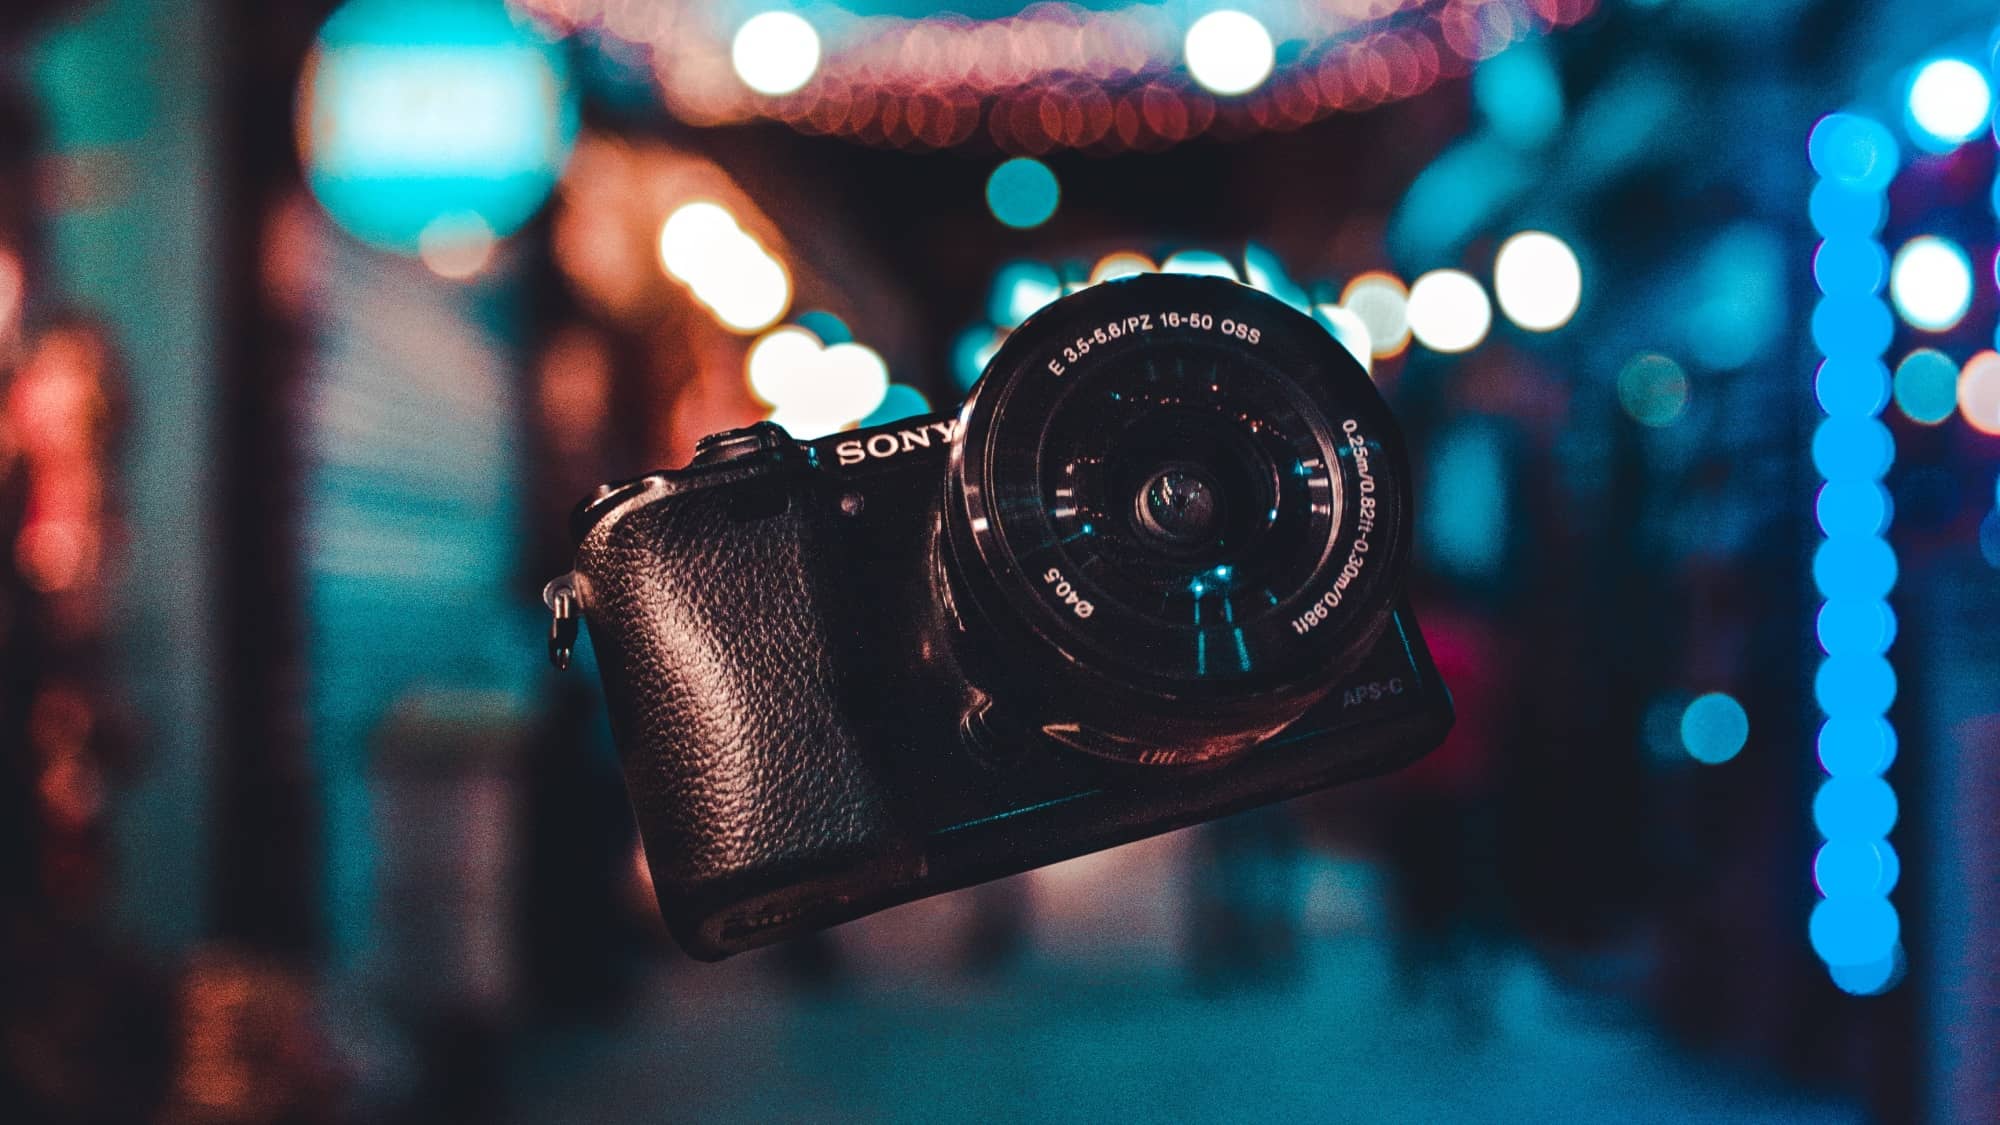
[
  {"left": 1135, "top": 464, "right": 1224, "bottom": 549},
  {"left": 1029, "top": 337, "right": 1338, "bottom": 654}
]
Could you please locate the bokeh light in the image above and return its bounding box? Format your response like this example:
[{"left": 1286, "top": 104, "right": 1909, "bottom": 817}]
[
  {"left": 986, "top": 157, "right": 1060, "bottom": 229},
  {"left": 732, "top": 11, "right": 821, "bottom": 97},
  {"left": 1815, "top": 839, "right": 1894, "bottom": 898},
  {"left": 953, "top": 325, "right": 1003, "bottom": 391},
  {"left": 658, "top": 202, "right": 738, "bottom": 278},
  {"left": 1817, "top": 598, "right": 1896, "bottom": 656},
  {"left": 1473, "top": 41, "right": 1563, "bottom": 149},
  {"left": 1809, "top": 895, "right": 1900, "bottom": 967},
  {"left": 1815, "top": 356, "right": 1890, "bottom": 417},
  {"left": 0, "top": 249, "right": 20, "bottom": 340},
  {"left": 1423, "top": 418, "right": 1508, "bottom": 581},
  {"left": 1493, "top": 231, "right": 1582, "bottom": 331},
  {"left": 1807, "top": 113, "right": 1898, "bottom": 192},
  {"left": 1815, "top": 480, "right": 1892, "bottom": 539},
  {"left": 1980, "top": 509, "right": 2000, "bottom": 569},
  {"left": 755, "top": 335, "right": 891, "bottom": 440},
  {"left": 1405, "top": 269, "right": 1491, "bottom": 353},
  {"left": 1617, "top": 354, "right": 1689, "bottom": 428},
  {"left": 1679, "top": 693, "right": 1749, "bottom": 764},
  {"left": 1340, "top": 272, "right": 1411, "bottom": 358},
  {"left": 1243, "top": 244, "right": 1310, "bottom": 311},
  {"left": 1810, "top": 294, "right": 1894, "bottom": 356},
  {"left": 1089, "top": 252, "right": 1156, "bottom": 285},
  {"left": 525, "top": 0, "right": 1598, "bottom": 154},
  {"left": 1958, "top": 351, "right": 2000, "bottom": 434},
  {"left": 1814, "top": 653, "right": 1898, "bottom": 719},
  {"left": 1813, "top": 238, "right": 1888, "bottom": 296},
  {"left": 1799, "top": 253, "right": 1878, "bottom": 973},
  {"left": 1818, "top": 715, "right": 1897, "bottom": 777},
  {"left": 1311, "top": 305, "right": 1373, "bottom": 373},
  {"left": 1889, "top": 236, "right": 1973, "bottom": 332},
  {"left": 1811, "top": 416, "right": 1894, "bottom": 481},
  {"left": 1829, "top": 948, "right": 1901, "bottom": 996},
  {"left": 658, "top": 201, "right": 791, "bottom": 333},
  {"left": 417, "top": 211, "right": 497, "bottom": 280},
  {"left": 299, "top": 0, "right": 577, "bottom": 255},
  {"left": 1812, "top": 535, "right": 1898, "bottom": 600},
  {"left": 1810, "top": 181, "right": 1886, "bottom": 239},
  {"left": 1891, "top": 349, "right": 1958, "bottom": 424},
  {"left": 1183, "top": 11, "right": 1274, "bottom": 97},
  {"left": 1905, "top": 57, "right": 1992, "bottom": 149},
  {"left": 746, "top": 327, "right": 823, "bottom": 405},
  {"left": 1689, "top": 223, "right": 1786, "bottom": 370},
  {"left": 1159, "top": 250, "right": 1240, "bottom": 280},
  {"left": 990, "top": 261, "right": 1063, "bottom": 326},
  {"left": 793, "top": 309, "right": 852, "bottom": 346},
  {"left": 1813, "top": 775, "right": 1900, "bottom": 840},
  {"left": 861, "top": 384, "right": 931, "bottom": 427}
]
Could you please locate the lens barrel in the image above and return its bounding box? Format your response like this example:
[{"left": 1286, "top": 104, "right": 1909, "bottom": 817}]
[{"left": 942, "top": 273, "right": 1411, "bottom": 765}]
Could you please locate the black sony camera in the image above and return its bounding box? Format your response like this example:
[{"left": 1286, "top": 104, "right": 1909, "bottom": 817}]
[{"left": 548, "top": 273, "right": 1452, "bottom": 959}]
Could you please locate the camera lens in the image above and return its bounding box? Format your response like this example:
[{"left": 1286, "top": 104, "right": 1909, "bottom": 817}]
[
  {"left": 1134, "top": 464, "right": 1222, "bottom": 549},
  {"left": 943, "top": 273, "right": 1411, "bottom": 766}
]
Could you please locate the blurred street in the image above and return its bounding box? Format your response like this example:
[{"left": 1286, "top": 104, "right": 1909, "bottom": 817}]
[{"left": 510, "top": 842, "right": 1861, "bottom": 1125}]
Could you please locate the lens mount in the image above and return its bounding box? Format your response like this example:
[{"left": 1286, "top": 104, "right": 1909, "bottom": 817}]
[{"left": 943, "top": 273, "right": 1411, "bottom": 766}]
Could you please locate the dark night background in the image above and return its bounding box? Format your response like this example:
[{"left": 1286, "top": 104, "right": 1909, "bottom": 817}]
[{"left": 1, "top": 0, "right": 1996, "bottom": 1121}]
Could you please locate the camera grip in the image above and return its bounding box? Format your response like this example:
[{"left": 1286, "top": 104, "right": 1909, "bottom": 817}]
[{"left": 573, "top": 474, "right": 909, "bottom": 957}]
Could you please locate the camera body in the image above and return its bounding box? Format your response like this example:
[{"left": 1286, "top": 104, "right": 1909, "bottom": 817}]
[{"left": 563, "top": 275, "right": 1452, "bottom": 959}]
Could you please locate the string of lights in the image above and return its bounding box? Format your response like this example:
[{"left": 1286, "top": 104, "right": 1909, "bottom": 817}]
[
  {"left": 942, "top": 233, "right": 1577, "bottom": 401},
  {"left": 1807, "top": 110, "right": 1903, "bottom": 997},
  {"left": 1802, "top": 37, "right": 2000, "bottom": 996},
  {"left": 516, "top": 0, "right": 1597, "bottom": 153}
]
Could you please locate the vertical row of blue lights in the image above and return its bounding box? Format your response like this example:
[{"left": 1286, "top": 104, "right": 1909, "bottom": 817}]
[{"left": 1806, "top": 114, "right": 1903, "bottom": 996}]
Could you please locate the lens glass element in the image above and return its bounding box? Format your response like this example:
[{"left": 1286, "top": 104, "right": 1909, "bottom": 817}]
[
  {"left": 1010, "top": 336, "right": 1343, "bottom": 679},
  {"left": 1135, "top": 464, "right": 1224, "bottom": 549}
]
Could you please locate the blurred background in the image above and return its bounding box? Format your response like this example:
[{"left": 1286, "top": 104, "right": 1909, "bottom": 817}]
[{"left": 1, "top": 0, "right": 1996, "bottom": 1121}]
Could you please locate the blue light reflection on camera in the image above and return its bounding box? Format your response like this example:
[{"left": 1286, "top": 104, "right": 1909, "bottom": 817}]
[{"left": 1807, "top": 115, "right": 1902, "bottom": 994}]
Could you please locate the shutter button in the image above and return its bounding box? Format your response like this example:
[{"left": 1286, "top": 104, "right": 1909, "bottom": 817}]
[{"left": 690, "top": 421, "right": 793, "bottom": 466}]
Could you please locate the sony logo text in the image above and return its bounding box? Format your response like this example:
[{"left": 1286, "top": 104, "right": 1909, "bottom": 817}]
[{"left": 833, "top": 419, "right": 962, "bottom": 466}]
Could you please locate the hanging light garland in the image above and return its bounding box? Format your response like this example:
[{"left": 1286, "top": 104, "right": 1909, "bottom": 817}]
[{"left": 515, "top": 0, "right": 1595, "bottom": 153}]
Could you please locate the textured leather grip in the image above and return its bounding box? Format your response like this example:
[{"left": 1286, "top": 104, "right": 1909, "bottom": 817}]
[{"left": 573, "top": 467, "right": 910, "bottom": 957}]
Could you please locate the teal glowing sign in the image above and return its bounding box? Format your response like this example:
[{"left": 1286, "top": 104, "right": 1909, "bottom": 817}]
[{"left": 299, "top": 0, "right": 576, "bottom": 254}]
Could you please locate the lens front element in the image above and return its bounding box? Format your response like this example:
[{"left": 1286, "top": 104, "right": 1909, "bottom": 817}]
[
  {"left": 1135, "top": 464, "right": 1223, "bottom": 550},
  {"left": 944, "top": 274, "right": 1411, "bottom": 765}
]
